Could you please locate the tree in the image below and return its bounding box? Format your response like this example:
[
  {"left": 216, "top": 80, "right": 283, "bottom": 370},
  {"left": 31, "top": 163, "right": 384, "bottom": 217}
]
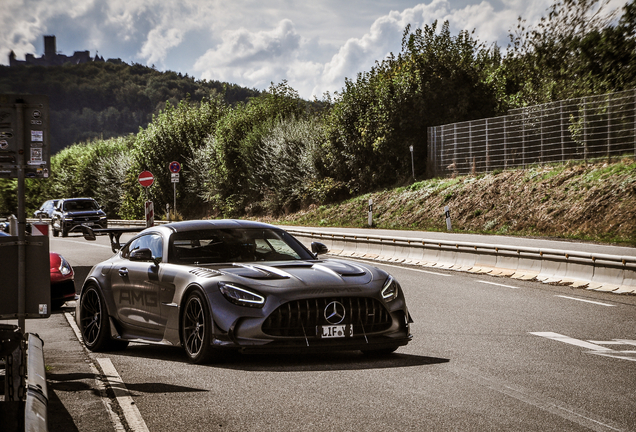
[{"left": 323, "top": 21, "right": 500, "bottom": 192}]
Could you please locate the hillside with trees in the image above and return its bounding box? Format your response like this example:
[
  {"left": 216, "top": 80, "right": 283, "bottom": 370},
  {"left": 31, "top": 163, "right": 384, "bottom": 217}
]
[
  {"left": 0, "top": 61, "right": 261, "bottom": 153},
  {"left": 1, "top": 0, "right": 635, "bottom": 244}
]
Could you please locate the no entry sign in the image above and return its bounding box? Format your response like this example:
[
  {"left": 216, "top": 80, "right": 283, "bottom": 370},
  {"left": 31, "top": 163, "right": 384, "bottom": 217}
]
[{"left": 138, "top": 170, "right": 154, "bottom": 188}]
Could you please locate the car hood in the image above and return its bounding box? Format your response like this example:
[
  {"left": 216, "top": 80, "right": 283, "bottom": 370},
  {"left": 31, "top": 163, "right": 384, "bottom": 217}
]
[
  {"left": 203, "top": 259, "right": 379, "bottom": 287},
  {"left": 64, "top": 210, "right": 105, "bottom": 217}
]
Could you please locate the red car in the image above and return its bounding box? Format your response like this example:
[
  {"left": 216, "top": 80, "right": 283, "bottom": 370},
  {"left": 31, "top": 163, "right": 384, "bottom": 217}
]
[{"left": 50, "top": 252, "right": 76, "bottom": 309}]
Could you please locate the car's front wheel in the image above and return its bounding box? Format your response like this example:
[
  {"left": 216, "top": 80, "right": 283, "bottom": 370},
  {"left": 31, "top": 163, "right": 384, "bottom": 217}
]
[
  {"left": 181, "top": 290, "right": 216, "bottom": 364},
  {"left": 79, "top": 285, "right": 128, "bottom": 351}
]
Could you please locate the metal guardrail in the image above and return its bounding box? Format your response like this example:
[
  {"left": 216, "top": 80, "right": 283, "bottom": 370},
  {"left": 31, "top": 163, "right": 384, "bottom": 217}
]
[
  {"left": 286, "top": 228, "right": 636, "bottom": 295},
  {"left": 25, "top": 333, "right": 47, "bottom": 432},
  {"left": 32, "top": 218, "right": 635, "bottom": 294},
  {"left": 0, "top": 328, "right": 48, "bottom": 432}
]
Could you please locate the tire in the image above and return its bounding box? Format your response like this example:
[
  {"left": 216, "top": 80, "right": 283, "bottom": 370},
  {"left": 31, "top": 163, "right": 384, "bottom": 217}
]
[
  {"left": 61, "top": 226, "right": 68, "bottom": 237},
  {"left": 79, "top": 285, "right": 128, "bottom": 352},
  {"left": 52, "top": 224, "right": 59, "bottom": 237},
  {"left": 181, "top": 290, "right": 216, "bottom": 364},
  {"left": 361, "top": 346, "right": 399, "bottom": 357}
]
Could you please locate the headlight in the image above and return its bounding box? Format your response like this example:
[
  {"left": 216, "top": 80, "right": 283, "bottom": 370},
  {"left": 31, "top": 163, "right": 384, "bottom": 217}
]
[
  {"left": 218, "top": 282, "right": 265, "bottom": 308},
  {"left": 381, "top": 275, "right": 400, "bottom": 302},
  {"left": 59, "top": 256, "right": 72, "bottom": 276}
]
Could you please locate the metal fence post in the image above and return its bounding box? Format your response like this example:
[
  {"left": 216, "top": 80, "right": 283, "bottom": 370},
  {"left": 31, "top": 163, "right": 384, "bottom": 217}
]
[
  {"left": 560, "top": 101, "right": 565, "bottom": 162},
  {"left": 485, "top": 119, "right": 490, "bottom": 172},
  {"left": 503, "top": 115, "right": 508, "bottom": 169},
  {"left": 522, "top": 110, "right": 526, "bottom": 168},
  {"left": 583, "top": 97, "right": 588, "bottom": 163},
  {"left": 469, "top": 122, "right": 473, "bottom": 174},
  {"left": 453, "top": 123, "right": 457, "bottom": 174},
  {"left": 607, "top": 93, "right": 611, "bottom": 162},
  {"left": 540, "top": 106, "right": 544, "bottom": 164}
]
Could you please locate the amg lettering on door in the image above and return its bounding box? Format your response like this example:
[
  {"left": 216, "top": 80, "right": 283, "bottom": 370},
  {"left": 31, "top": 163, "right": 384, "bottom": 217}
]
[{"left": 119, "top": 290, "right": 158, "bottom": 307}]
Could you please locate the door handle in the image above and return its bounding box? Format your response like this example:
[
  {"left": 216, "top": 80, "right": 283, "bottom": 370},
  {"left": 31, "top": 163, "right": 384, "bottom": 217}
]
[{"left": 118, "top": 268, "right": 128, "bottom": 277}]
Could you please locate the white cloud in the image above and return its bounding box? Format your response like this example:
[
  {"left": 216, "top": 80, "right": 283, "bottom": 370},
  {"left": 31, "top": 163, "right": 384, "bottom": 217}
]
[
  {"left": 1, "top": 0, "right": 630, "bottom": 99},
  {"left": 194, "top": 19, "right": 302, "bottom": 88}
]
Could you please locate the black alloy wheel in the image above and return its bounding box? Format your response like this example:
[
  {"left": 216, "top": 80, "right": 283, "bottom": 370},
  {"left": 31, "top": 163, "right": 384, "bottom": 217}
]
[
  {"left": 181, "top": 291, "right": 215, "bottom": 364},
  {"left": 79, "top": 285, "right": 128, "bottom": 351}
]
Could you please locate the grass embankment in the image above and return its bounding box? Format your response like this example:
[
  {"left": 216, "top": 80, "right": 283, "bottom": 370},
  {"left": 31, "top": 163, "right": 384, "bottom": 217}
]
[{"left": 256, "top": 157, "right": 636, "bottom": 246}]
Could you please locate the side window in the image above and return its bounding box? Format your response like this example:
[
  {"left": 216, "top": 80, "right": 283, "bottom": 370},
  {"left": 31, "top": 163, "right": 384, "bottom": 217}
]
[{"left": 122, "top": 234, "right": 163, "bottom": 262}]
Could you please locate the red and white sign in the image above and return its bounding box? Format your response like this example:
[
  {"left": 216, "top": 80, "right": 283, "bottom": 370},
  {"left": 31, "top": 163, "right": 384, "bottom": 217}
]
[
  {"left": 145, "top": 201, "right": 154, "bottom": 227},
  {"left": 169, "top": 161, "right": 181, "bottom": 173},
  {"left": 32, "top": 222, "right": 49, "bottom": 236},
  {"left": 138, "top": 171, "right": 154, "bottom": 188}
]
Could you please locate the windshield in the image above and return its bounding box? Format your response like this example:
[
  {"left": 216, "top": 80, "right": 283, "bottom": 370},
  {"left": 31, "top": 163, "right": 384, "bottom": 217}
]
[
  {"left": 169, "top": 228, "right": 313, "bottom": 264},
  {"left": 63, "top": 200, "right": 99, "bottom": 212}
]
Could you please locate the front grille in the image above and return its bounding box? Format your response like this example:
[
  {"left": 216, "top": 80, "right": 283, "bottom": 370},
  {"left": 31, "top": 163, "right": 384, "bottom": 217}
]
[{"left": 262, "top": 297, "right": 392, "bottom": 337}]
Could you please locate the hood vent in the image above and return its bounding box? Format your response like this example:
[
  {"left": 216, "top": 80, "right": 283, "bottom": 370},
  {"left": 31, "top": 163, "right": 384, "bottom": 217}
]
[{"left": 189, "top": 268, "right": 222, "bottom": 278}]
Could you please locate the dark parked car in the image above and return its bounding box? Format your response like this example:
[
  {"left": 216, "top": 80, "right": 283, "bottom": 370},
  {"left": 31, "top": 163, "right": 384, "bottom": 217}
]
[
  {"left": 76, "top": 220, "right": 413, "bottom": 363},
  {"left": 51, "top": 198, "right": 107, "bottom": 237},
  {"left": 34, "top": 199, "right": 59, "bottom": 218}
]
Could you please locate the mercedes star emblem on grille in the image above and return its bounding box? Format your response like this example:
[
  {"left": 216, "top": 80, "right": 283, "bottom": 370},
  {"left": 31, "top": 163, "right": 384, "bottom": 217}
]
[{"left": 324, "top": 301, "right": 346, "bottom": 324}]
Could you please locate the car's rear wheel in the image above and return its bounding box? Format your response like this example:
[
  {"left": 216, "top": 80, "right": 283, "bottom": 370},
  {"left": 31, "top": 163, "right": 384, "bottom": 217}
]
[
  {"left": 181, "top": 290, "right": 216, "bottom": 364},
  {"left": 79, "top": 285, "right": 128, "bottom": 351}
]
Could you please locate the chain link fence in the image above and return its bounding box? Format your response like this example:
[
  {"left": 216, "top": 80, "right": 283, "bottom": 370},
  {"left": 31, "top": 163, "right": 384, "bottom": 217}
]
[{"left": 427, "top": 89, "right": 636, "bottom": 177}]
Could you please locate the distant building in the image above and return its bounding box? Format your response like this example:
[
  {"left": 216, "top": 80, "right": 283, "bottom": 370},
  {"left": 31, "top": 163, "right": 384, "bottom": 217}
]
[{"left": 8, "top": 35, "right": 106, "bottom": 67}]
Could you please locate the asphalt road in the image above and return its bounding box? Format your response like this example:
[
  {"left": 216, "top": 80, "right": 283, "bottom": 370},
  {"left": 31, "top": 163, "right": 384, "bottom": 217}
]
[{"left": 30, "top": 232, "right": 636, "bottom": 431}]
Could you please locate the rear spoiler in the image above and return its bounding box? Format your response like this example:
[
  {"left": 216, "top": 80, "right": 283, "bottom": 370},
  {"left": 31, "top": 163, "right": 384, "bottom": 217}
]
[{"left": 81, "top": 225, "right": 144, "bottom": 253}]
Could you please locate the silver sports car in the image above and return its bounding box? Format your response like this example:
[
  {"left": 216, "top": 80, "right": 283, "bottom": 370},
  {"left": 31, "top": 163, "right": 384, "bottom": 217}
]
[{"left": 77, "top": 220, "right": 413, "bottom": 363}]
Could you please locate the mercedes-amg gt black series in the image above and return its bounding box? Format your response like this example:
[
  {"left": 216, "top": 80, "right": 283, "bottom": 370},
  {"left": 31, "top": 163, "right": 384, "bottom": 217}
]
[{"left": 77, "top": 220, "right": 412, "bottom": 363}]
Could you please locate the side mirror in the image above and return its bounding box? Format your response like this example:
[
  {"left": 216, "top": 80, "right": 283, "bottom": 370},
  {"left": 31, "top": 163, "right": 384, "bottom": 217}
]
[
  {"left": 130, "top": 248, "right": 160, "bottom": 265},
  {"left": 311, "top": 242, "right": 329, "bottom": 256},
  {"left": 130, "top": 248, "right": 153, "bottom": 261}
]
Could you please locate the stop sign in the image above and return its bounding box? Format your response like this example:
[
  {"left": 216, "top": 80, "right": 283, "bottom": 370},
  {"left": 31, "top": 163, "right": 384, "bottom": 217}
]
[{"left": 138, "top": 170, "right": 154, "bottom": 188}]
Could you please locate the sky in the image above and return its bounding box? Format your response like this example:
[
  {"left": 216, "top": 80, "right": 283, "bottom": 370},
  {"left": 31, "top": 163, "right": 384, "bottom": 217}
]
[{"left": 1, "top": 0, "right": 630, "bottom": 99}]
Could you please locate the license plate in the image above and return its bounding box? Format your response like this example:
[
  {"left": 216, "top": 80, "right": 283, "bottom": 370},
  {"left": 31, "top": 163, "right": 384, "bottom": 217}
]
[{"left": 318, "top": 324, "right": 352, "bottom": 338}]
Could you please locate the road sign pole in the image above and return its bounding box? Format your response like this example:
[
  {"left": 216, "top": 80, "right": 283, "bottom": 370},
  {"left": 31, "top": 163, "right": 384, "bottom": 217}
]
[
  {"left": 173, "top": 183, "right": 176, "bottom": 218},
  {"left": 16, "top": 102, "right": 26, "bottom": 333}
]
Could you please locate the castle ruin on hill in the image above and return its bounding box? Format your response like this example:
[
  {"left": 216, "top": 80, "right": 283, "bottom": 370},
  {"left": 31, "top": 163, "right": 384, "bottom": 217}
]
[{"left": 8, "top": 35, "right": 109, "bottom": 67}]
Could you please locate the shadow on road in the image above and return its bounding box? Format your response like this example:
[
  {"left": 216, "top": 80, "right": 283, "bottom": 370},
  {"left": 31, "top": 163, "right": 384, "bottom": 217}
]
[{"left": 112, "top": 343, "right": 449, "bottom": 372}]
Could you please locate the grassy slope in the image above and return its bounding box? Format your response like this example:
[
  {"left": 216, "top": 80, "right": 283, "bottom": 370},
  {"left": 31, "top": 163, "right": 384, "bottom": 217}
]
[{"left": 257, "top": 157, "right": 636, "bottom": 246}]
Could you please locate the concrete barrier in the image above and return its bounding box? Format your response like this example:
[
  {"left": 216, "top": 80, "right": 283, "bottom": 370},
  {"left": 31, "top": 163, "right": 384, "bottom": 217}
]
[{"left": 286, "top": 228, "right": 636, "bottom": 296}]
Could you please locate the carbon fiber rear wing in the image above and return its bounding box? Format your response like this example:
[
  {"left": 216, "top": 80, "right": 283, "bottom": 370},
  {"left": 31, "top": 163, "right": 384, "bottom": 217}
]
[{"left": 81, "top": 225, "right": 144, "bottom": 253}]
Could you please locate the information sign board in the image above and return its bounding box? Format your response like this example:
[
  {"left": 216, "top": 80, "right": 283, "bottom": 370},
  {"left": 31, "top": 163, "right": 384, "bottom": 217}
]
[{"left": 0, "top": 94, "right": 50, "bottom": 179}]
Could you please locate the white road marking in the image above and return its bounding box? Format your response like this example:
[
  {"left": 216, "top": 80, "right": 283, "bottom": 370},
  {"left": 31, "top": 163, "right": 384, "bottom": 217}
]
[
  {"left": 97, "top": 357, "right": 150, "bottom": 432},
  {"left": 477, "top": 280, "right": 519, "bottom": 289},
  {"left": 588, "top": 339, "right": 636, "bottom": 346},
  {"left": 54, "top": 238, "right": 113, "bottom": 248},
  {"left": 530, "top": 332, "right": 613, "bottom": 351},
  {"left": 555, "top": 295, "right": 615, "bottom": 307},
  {"left": 64, "top": 313, "right": 126, "bottom": 431},
  {"left": 64, "top": 311, "right": 82, "bottom": 342},
  {"left": 532, "top": 332, "right": 636, "bottom": 362}
]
